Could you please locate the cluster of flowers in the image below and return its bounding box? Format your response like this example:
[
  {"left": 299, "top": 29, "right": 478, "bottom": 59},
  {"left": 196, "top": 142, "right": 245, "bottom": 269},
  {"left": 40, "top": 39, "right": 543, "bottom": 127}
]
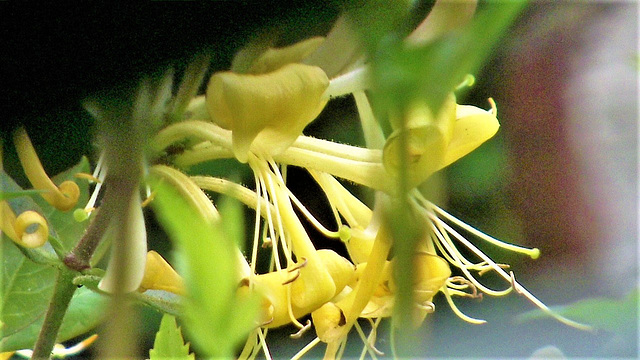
[{"left": 1, "top": 7, "right": 586, "bottom": 359}]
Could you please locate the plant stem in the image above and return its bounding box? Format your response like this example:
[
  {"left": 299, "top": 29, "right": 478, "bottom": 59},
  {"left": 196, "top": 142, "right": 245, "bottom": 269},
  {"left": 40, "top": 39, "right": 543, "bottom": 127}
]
[
  {"left": 63, "top": 190, "right": 115, "bottom": 271},
  {"left": 31, "top": 267, "right": 78, "bottom": 360}
]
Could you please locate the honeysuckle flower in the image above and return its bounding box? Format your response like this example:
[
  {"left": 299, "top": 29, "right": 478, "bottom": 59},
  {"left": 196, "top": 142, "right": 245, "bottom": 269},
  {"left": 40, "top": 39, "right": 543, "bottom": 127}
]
[{"left": 142, "top": 13, "right": 590, "bottom": 358}]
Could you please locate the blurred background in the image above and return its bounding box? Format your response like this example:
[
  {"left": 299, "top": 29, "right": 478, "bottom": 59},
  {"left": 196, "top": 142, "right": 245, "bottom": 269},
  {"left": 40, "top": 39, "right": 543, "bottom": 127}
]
[{"left": 2, "top": 1, "right": 637, "bottom": 358}]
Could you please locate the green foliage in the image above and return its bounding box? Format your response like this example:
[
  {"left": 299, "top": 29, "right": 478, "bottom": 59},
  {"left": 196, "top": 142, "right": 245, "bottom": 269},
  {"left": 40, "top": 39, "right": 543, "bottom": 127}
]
[
  {"left": 1, "top": 158, "right": 106, "bottom": 351},
  {"left": 369, "top": 1, "right": 528, "bottom": 118},
  {"left": 517, "top": 289, "right": 639, "bottom": 335},
  {"left": 151, "top": 183, "right": 259, "bottom": 358},
  {"left": 149, "top": 314, "right": 195, "bottom": 360},
  {"left": 0, "top": 189, "right": 45, "bottom": 201}
]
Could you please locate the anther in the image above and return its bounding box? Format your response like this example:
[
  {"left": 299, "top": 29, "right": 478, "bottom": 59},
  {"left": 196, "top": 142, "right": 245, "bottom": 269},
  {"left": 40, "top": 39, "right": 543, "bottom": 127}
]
[
  {"left": 288, "top": 257, "right": 308, "bottom": 272},
  {"left": 290, "top": 319, "right": 312, "bottom": 339},
  {"left": 74, "top": 173, "right": 102, "bottom": 183},
  {"left": 282, "top": 270, "right": 300, "bottom": 285},
  {"left": 510, "top": 271, "right": 524, "bottom": 294},
  {"left": 478, "top": 263, "right": 510, "bottom": 276},
  {"left": 141, "top": 191, "right": 156, "bottom": 208}
]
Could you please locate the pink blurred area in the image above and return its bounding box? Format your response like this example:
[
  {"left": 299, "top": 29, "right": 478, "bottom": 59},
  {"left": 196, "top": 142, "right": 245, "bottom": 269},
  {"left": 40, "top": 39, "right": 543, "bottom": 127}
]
[{"left": 497, "top": 2, "right": 637, "bottom": 301}]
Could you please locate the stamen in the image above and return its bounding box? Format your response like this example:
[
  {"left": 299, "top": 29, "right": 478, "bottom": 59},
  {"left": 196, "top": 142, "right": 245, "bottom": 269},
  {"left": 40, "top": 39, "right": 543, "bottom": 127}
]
[
  {"left": 353, "top": 321, "right": 381, "bottom": 359},
  {"left": 426, "top": 199, "right": 540, "bottom": 259},
  {"left": 268, "top": 159, "right": 340, "bottom": 239},
  {"left": 290, "top": 337, "right": 321, "bottom": 360},
  {"left": 256, "top": 328, "right": 273, "bottom": 360},
  {"left": 429, "top": 216, "right": 514, "bottom": 296},
  {"left": 324, "top": 66, "right": 370, "bottom": 98},
  {"left": 260, "top": 160, "right": 294, "bottom": 265},
  {"left": 84, "top": 159, "right": 108, "bottom": 214},
  {"left": 416, "top": 300, "right": 436, "bottom": 313},
  {"left": 353, "top": 91, "right": 385, "bottom": 150},
  {"left": 446, "top": 277, "right": 481, "bottom": 299},
  {"left": 74, "top": 173, "right": 102, "bottom": 183},
  {"left": 434, "top": 214, "right": 593, "bottom": 330},
  {"left": 478, "top": 263, "right": 510, "bottom": 276},
  {"left": 455, "top": 74, "right": 476, "bottom": 90},
  {"left": 290, "top": 319, "right": 312, "bottom": 339},
  {"left": 509, "top": 271, "right": 524, "bottom": 295},
  {"left": 238, "top": 330, "right": 258, "bottom": 360},
  {"left": 288, "top": 257, "right": 308, "bottom": 273},
  {"left": 488, "top": 97, "right": 498, "bottom": 116},
  {"left": 140, "top": 191, "right": 156, "bottom": 208},
  {"left": 442, "top": 287, "right": 487, "bottom": 324},
  {"left": 282, "top": 270, "right": 301, "bottom": 285},
  {"left": 250, "top": 158, "right": 282, "bottom": 272},
  {"left": 14, "top": 334, "right": 98, "bottom": 359},
  {"left": 251, "top": 170, "right": 262, "bottom": 274}
]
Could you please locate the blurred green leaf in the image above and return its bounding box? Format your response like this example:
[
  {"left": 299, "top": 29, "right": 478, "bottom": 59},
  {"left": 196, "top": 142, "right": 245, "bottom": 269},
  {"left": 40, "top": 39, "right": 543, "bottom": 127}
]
[
  {"left": 135, "top": 290, "right": 183, "bottom": 317},
  {"left": 1, "top": 159, "right": 104, "bottom": 351},
  {"left": 0, "top": 189, "right": 46, "bottom": 201},
  {"left": 151, "top": 182, "right": 259, "bottom": 358},
  {"left": 516, "top": 289, "right": 639, "bottom": 335},
  {"left": 371, "top": 1, "right": 527, "bottom": 116},
  {"left": 149, "top": 314, "right": 194, "bottom": 360},
  {"left": 0, "top": 285, "right": 106, "bottom": 352}
]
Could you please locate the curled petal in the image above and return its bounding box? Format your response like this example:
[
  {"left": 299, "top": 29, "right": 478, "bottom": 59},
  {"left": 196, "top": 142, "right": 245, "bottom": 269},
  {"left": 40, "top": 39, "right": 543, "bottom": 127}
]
[
  {"left": 206, "top": 63, "right": 329, "bottom": 162},
  {"left": 14, "top": 210, "right": 49, "bottom": 248},
  {"left": 13, "top": 127, "right": 80, "bottom": 211}
]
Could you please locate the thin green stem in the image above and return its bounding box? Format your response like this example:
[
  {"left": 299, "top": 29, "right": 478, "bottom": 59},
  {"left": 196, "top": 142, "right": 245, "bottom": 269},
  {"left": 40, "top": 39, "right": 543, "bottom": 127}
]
[{"left": 31, "top": 268, "right": 78, "bottom": 360}]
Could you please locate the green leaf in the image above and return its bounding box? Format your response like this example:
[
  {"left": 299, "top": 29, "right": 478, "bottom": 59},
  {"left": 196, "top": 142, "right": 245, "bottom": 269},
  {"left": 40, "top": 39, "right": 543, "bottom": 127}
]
[
  {"left": 1, "top": 159, "right": 104, "bottom": 351},
  {"left": 371, "top": 1, "right": 527, "bottom": 116},
  {"left": 149, "top": 314, "right": 194, "bottom": 360},
  {"left": 0, "top": 189, "right": 46, "bottom": 201},
  {"left": 0, "top": 285, "right": 106, "bottom": 351},
  {"left": 516, "top": 289, "right": 639, "bottom": 335},
  {"left": 151, "top": 182, "right": 259, "bottom": 359}
]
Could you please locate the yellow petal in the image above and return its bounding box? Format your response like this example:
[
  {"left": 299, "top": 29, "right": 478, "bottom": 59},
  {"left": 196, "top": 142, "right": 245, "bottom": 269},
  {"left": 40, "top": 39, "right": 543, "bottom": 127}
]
[
  {"left": 14, "top": 210, "right": 49, "bottom": 248},
  {"left": 311, "top": 302, "right": 345, "bottom": 343},
  {"left": 206, "top": 63, "right": 329, "bottom": 162},
  {"left": 383, "top": 94, "right": 456, "bottom": 187},
  {"left": 246, "top": 37, "right": 325, "bottom": 74},
  {"left": 138, "top": 250, "right": 185, "bottom": 295},
  {"left": 439, "top": 104, "right": 500, "bottom": 170}
]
